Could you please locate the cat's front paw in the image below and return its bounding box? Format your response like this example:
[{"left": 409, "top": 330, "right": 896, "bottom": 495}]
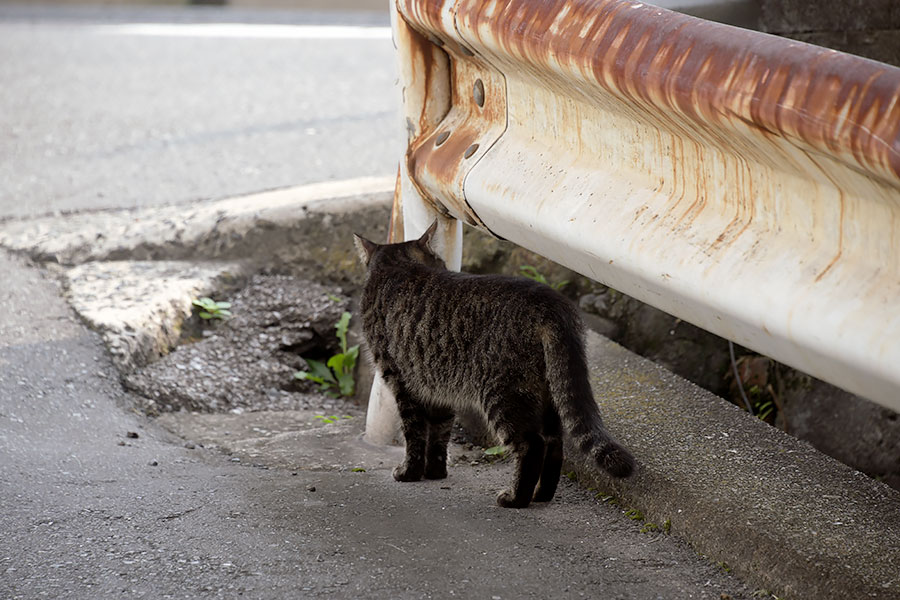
[
  {"left": 496, "top": 489, "right": 531, "bottom": 509},
  {"left": 392, "top": 462, "right": 424, "bottom": 482}
]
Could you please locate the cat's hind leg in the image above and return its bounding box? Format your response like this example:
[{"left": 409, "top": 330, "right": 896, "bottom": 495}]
[
  {"left": 496, "top": 430, "right": 545, "bottom": 508},
  {"left": 424, "top": 408, "right": 454, "bottom": 480},
  {"left": 483, "top": 390, "right": 545, "bottom": 508},
  {"left": 533, "top": 405, "right": 563, "bottom": 502}
]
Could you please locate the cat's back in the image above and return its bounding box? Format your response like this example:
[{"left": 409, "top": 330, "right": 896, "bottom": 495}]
[
  {"left": 369, "top": 260, "right": 572, "bottom": 321},
  {"left": 364, "top": 259, "right": 580, "bottom": 363}
]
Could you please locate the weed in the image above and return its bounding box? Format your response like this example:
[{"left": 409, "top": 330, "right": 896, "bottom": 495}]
[
  {"left": 192, "top": 297, "right": 232, "bottom": 320},
  {"left": 294, "top": 312, "right": 360, "bottom": 398},
  {"left": 717, "top": 561, "right": 732, "bottom": 574},
  {"left": 754, "top": 395, "right": 775, "bottom": 422},
  {"left": 625, "top": 508, "right": 644, "bottom": 521},
  {"left": 565, "top": 471, "right": 578, "bottom": 481},
  {"left": 640, "top": 522, "right": 659, "bottom": 533},
  {"left": 313, "top": 415, "right": 352, "bottom": 425},
  {"left": 519, "top": 265, "right": 569, "bottom": 291},
  {"left": 351, "top": 467, "right": 366, "bottom": 473},
  {"left": 662, "top": 518, "right": 671, "bottom": 534},
  {"left": 483, "top": 445, "right": 507, "bottom": 458}
]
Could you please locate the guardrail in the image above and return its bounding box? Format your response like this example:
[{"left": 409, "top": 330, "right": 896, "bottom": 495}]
[{"left": 366, "top": 0, "right": 900, "bottom": 442}]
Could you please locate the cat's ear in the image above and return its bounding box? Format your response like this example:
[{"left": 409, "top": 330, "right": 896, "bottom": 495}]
[
  {"left": 353, "top": 234, "right": 378, "bottom": 266},
  {"left": 417, "top": 219, "right": 439, "bottom": 249}
]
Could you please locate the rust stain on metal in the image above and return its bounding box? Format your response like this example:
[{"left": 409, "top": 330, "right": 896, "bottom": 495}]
[
  {"left": 404, "top": 23, "right": 451, "bottom": 137},
  {"left": 394, "top": 0, "right": 509, "bottom": 228},
  {"left": 814, "top": 191, "right": 845, "bottom": 283},
  {"left": 389, "top": 166, "right": 404, "bottom": 243},
  {"left": 397, "top": 0, "right": 509, "bottom": 228},
  {"left": 398, "top": 0, "right": 447, "bottom": 34},
  {"left": 453, "top": 0, "right": 900, "bottom": 184}
]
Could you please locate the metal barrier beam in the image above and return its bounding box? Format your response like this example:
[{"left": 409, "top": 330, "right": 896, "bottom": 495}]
[{"left": 387, "top": 0, "right": 900, "bottom": 412}]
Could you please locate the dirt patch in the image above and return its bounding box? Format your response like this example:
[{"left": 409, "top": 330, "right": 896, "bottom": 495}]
[{"left": 125, "top": 274, "right": 359, "bottom": 415}]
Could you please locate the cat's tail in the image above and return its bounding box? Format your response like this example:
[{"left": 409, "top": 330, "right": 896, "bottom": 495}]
[{"left": 541, "top": 321, "right": 635, "bottom": 478}]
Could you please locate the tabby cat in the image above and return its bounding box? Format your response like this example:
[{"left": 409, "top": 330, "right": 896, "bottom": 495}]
[{"left": 354, "top": 222, "right": 634, "bottom": 508}]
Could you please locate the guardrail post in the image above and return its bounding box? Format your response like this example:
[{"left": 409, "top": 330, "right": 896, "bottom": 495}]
[{"left": 364, "top": 167, "right": 462, "bottom": 445}]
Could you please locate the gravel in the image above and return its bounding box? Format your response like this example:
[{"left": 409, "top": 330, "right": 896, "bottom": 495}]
[{"left": 125, "top": 274, "right": 351, "bottom": 414}]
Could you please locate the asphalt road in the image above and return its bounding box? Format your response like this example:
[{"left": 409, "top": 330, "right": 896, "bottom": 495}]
[{"left": 0, "top": 3, "right": 400, "bottom": 218}]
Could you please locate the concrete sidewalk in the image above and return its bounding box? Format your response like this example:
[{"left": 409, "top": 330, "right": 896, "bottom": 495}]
[{"left": 1, "top": 182, "right": 899, "bottom": 599}]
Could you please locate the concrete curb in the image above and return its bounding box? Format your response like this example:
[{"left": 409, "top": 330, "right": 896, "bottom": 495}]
[
  {"left": 572, "top": 332, "right": 900, "bottom": 600},
  {"left": 0, "top": 177, "right": 393, "bottom": 372}
]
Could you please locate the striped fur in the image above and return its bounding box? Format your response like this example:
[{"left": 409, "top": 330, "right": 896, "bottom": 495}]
[{"left": 355, "top": 223, "right": 634, "bottom": 508}]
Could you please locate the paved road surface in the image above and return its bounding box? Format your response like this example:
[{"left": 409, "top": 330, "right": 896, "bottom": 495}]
[{"left": 0, "top": 3, "right": 400, "bottom": 218}]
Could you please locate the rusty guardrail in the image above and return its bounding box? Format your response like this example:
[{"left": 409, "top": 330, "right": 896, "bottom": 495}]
[{"left": 367, "top": 0, "right": 900, "bottom": 442}]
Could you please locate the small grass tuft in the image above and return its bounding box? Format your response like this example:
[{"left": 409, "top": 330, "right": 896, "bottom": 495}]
[
  {"left": 483, "top": 445, "right": 507, "bottom": 459},
  {"left": 192, "top": 297, "right": 232, "bottom": 320},
  {"left": 624, "top": 508, "right": 644, "bottom": 521},
  {"left": 640, "top": 522, "right": 659, "bottom": 533},
  {"left": 519, "top": 265, "right": 569, "bottom": 291},
  {"left": 313, "top": 415, "right": 352, "bottom": 425}
]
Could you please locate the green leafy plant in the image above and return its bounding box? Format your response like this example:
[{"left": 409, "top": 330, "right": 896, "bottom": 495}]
[
  {"left": 351, "top": 467, "right": 366, "bottom": 473},
  {"left": 519, "top": 265, "right": 569, "bottom": 291},
  {"left": 754, "top": 397, "right": 775, "bottom": 422},
  {"left": 192, "top": 297, "right": 232, "bottom": 320},
  {"left": 483, "top": 445, "right": 507, "bottom": 459},
  {"left": 313, "top": 415, "right": 352, "bottom": 425},
  {"left": 294, "top": 312, "right": 359, "bottom": 398}
]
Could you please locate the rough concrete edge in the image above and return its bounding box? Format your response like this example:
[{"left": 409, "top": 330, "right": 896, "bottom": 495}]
[
  {"left": 58, "top": 260, "right": 252, "bottom": 373},
  {"left": 567, "top": 331, "right": 900, "bottom": 600}
]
